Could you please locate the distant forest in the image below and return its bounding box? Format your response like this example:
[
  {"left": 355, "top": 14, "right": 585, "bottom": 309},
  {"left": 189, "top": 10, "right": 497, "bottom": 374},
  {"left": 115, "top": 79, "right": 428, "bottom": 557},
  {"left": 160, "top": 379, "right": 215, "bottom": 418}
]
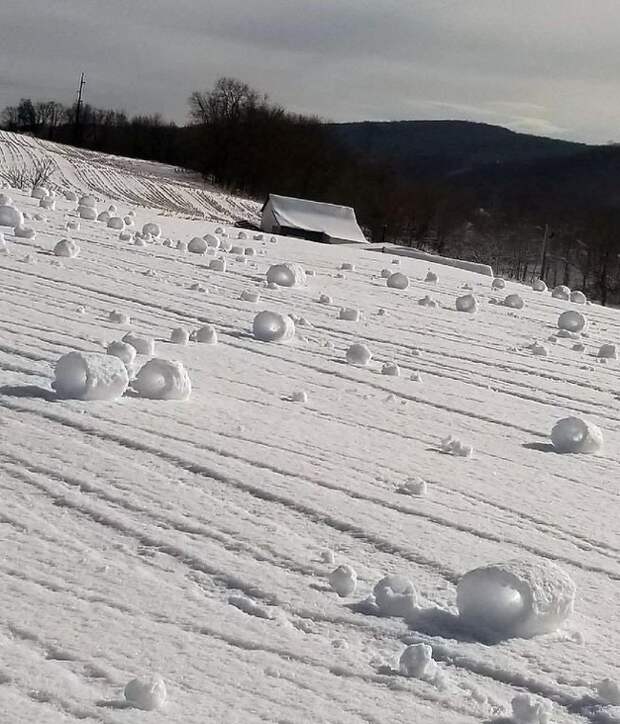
[{"left": 2, "top": 78, "right": 620, "bottom": 305}]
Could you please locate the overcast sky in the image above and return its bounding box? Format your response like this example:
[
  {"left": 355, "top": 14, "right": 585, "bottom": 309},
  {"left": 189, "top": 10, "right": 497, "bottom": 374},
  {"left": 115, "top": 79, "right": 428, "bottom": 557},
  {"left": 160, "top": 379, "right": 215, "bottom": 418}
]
[{"left": 1, "top": 0, "right": 619, "bottom": 143}]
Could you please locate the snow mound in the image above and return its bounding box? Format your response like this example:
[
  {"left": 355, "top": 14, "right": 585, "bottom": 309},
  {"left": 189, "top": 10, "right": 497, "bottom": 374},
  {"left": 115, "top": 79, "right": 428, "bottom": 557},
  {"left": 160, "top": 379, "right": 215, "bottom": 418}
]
[
  {"left": 492, "top": 277, "right": 506, "bottom": 289},
  {"left": 109, "top": 310, "right": 130, "bottom": 324},
  {"left": 64, "top": 190, "right": 78, "bottom": 202},
  {"left": 97, "top": 211, "right": 110, "bottom": 223},
  {"left": 373, "top": 574, "right": 417, "bottom": 617},
  {"left": 170, "top": 327, "right": 190, "bottom": 345},
  {"left": 425, "top": 271, "right": 438, "bottom": 283},
  {"left": 399, "top": 644, "right": 438, "bottom": 681},
  {"left": 219, "top": 238, "right": 232, "bottom": 252},
  {"left": 209, "top": 258, "right": 226, "bottom": 272},
  {"left": 552, "top": 285, "right": 571, "bottom": 300},
  {"left": 418, "top": 295, "right": 439, "bottom": 307},
  {"left": 124, "top": 675, "right": 167, "bottom": 711},
  {"left": 39, "top": 196, "right": 55, "bottom": 210},
  {"left": 194, "top": 325, "right": 218, "bottom": 345},
  {"left": 0, "top": 205, "right": 24, "bottom": 227},
  {"left": 79, "top": 205, "right": 98, "bottom": 220},
  {"left": 228, "top": 594, "right": 272, "bottom": 619},
  {"left": 504, "top": 294, "right": 525, "bottom": 309},
  {"left": 133, "top": 358, "right": 191, "bottom": 400},
  {"left": 570, "top": 290, "right": 587, "bottom": 304},
  {"left": 530, "top": 342, "right": 549, "bottom": 357},
  {"left": 511, "top": 694, "right": 553, "bottom": 724},
  {"left": 339, "top": 307, "right": 361, "bottom": 322},
  {"left": 558, "top": 310, "right": 587, "bottom": 333},
  {"left": 387, "top": 272, "right": 409, "bottom": 289},
  {"left": 598, "top": 343, "right": 618, "bottom": 360},
  {"left": 321, "top": 549, "right": 335, "bottom": 565},
  {"left": 266, "top": 263, "right": 307, "bottom": 288},
  {"left": 346, "top": 343, "right": 372, "bottom": 366},
  {"left": 53, "top": 238, "right": 80, "bottom": 258},
  {"left": 532, "top": 278, "right": 548, "bottom": 292},
  {"left": 79, "top": 195, "right": 97, "bottom": 209},
  {"left": 319, "top": 294, "right": 332, "bottom": 304},
  {"left": 596, "top": 679, "right": 620, "bottom": 706},
  {"left": 328, "top": 564, "right": 357, "bottom": 597},
  {"left": 551, "top": 416, "right": 603, "bottom": 454},
  {"left": 252, "top": 311, "right": 295, "bottom": 343},
  {"left": 122, "top": 332, "right": 155, "bottom": 356},
  {"left": 240, "top": 290, "right": 260, "bottom": 303},
  {"left": 142, "top": 222, "right": 161, "bottom": 238},
  {"left": 457, "top": 559, "right": 576, "bottom": 638},
  {"left": 455, "top": 294, "right": 479, "bottom": 313},
  {"left": 188, "top": 237, "right": 207, "bottom": 254},
  {"left": 53, "top": 351, "right": 129, "bottom": 400},
  {"left": 440, "top": 436, "right": 473, "bottom": 457},
  {"left": 107, "top": 216, "right": 124, "bottom": 230},
  {"left": 14, "top": 224, "right": 36, "bottom": 239},
  {"left": 381, "top": 361, "right": 400, "bottom": 377}
]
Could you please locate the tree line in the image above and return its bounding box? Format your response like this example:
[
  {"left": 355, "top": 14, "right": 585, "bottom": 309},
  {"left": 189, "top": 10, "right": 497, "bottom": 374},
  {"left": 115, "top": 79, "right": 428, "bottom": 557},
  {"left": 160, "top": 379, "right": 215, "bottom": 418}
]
[{"left": 2, "top": 79, "right": 619, "bottom": 304}]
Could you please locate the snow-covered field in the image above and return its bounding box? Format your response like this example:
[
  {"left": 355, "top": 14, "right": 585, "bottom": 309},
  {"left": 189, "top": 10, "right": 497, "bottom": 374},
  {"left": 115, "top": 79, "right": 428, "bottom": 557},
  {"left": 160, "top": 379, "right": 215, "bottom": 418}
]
[{"left": 0, "top": 133, "right": 619, "bottom": 724}]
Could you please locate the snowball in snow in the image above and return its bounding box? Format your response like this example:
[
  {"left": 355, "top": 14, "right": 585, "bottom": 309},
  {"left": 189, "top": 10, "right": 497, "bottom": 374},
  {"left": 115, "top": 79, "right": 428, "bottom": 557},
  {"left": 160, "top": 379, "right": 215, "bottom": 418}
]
[
  {"left": 596, "top": 679, "right": 620, "bottom": 706},
  {"left": 291, "top": 390, "right": 308, "bottom": 403},
  {"left": 188, "top": 236, "right": 207, "bottom": 254},
  {"left": 108, "top": 204, "right": 117, "bottom": 213},
  {"left": 97, "top": 211, "right": 110, "bottom": 223},
  {"left": 252, "top": 311, "right": 295, "bottom": 343},
  {"left": 551, "top": 416, "right": 603, "bottom": 454},
  {"left": 133, "top": 358, "right": 191, "bottom": 400},
  {"left": 266, "top": 263, "right": 307, "bottom": 287},
  {"left": 119, "top": 230, "right": 132, "bottom": 241},
  {"left": 240, "top": 289, "right": 260, "bottom": 303},
  {"left": 425, "top": 270, "right": 438, "bottom": 283},
  {"left": 230, "top": 245, "right": 244, "bottom": 255},
  {"left": 66, "top": 220, "right": 80, "bottom": 231},
  {"left": 106, "top": 340, "right": 136, "bottom": 372},
  {"left": 203, "top": 233, "right": 220, "bottom": 249},
  {"left": 14, "top": 224, "right": 36, "bottom": 239},
  {"left": 572, "top": 342, "right": 586, "bottom": 352},
  {"left": 387, "top": 272, "right": 409, "bottom": 289},
  {"left": 31, "top": 186, "right": 49, "bottom": 200},
  {"left": 64, "top": 190, "right": 78, "bottom": 202},
  {"left": 399, "top": 644, "right": 437, "bottom": 681},
  {"left": 382, "top": 361, "right": 400, "bottom": 377},
  {"left": 328, "top": 564, "right": 357, "bottom": 597},
  {"left": 532, "top": 278, "right": 547, "bottom": 292},
  {"left": 124, "top": 215, "right": 134, "bottom": 226},
  {"left": 0, "top": 193, "right": 13, "bottom": 205},
  {"left": 107, "top": 216, "right": 124, "bottom": 229},
  {"left": 219, "top": 239, "right": 232, "bottom": 252},
  {"left": 558, "top": 310, "right": 587, "bottom": 333},
  {"left": 373, "top": 575, "right": 417, "bottom": 617},
  {"left": 511, "top": 694, "right": 552, "bottom": 724},
  {"left": 79, "top": 195, "right": 97, "bottom": 209},
  {"left": 457, "top": 559, "right": 576, "bottom": 638},
  {"left": 0, "top": 205, "right": 24, "bottom": 227},
  {"left": 440, "top": 436, "right": 473, "bottom": 457},
  {"left": 598, "top": 343, "right": 618, "bottom": 360},
  {"left": 530, "top": 342, "right": 549, "bottom": 357},
  {"left": 455, "top": 294, "right": 479, "bottom": 313},
  {"left": 346, "top": 343, "right": 372, "bottom": 366},
  {"left": 39, "top": 196, "right": 55, "bottom": 210},
  {"left": 380, "top": 268, "right": 391, "bottom": 278},
  {"left": 53, "top": 238, "right": 80, "bottom": 257},
  {"left": 398, "top": 477, "right": 427, "bottom": 495},
  {"left": 492, "top": 277, "right": 506, "bottom": 289},
  {"left": 209, "top": 258, "right": 226, "bottom": 272},
  {"left": 504, "top": 293, "right": 525, "bottom": 309},
  {"left": 78, "top": 205, "right": 97, "bottom": 220},
  {"left": 552, "top": 285, "right": 571, "bottom": 300},
  {"left": 142, "top": 222, "right": 161, "bottom": 238},
  {"left": 214, "top": 227, "right": 225, "bottom": 235},
  {"left": 418, "top": 295, "right": 438, "bottom": 308},
  {"left": 340, "top": 262, "right": 355, "bottom": 271},
  {"left": 321, "top": 549, "right": 336, "bottom": 565},
  {"left": 339, "top": 307, "right": 361, "bottom": 322},
  {"left": 570, "top": 290, "right": 587, "bottom": 304},
  {"left": 109, "top": 310, "right": 130, "bottom": 324},
  {"left": 194, "top": 324, "right": 218, "bottom": 344},
  {"left": 122, "top": 331, "right": 155, "bottom": 356},
  {"left": 53, "top": 351, "right": 129, "bottom": 401},
  {"left": 244, "top": 247, "right": 256, "bottom": 256},
  {"left": 237, "top": 231, "right": 247, "bottom": 240},
  {"left": 170, "top": 327, "right": 190, "bottom": 345},
  {"left": 319, "top": 294, "right": 333, "bottom": 304},
  {"left": 124, "top": 675, "right": 167, "bottom": 711}
]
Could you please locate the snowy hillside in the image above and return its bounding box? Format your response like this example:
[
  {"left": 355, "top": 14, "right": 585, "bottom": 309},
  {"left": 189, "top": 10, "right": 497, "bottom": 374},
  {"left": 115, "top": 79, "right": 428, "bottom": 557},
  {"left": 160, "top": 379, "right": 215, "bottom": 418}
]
[{"left": 0, "top": 135, "right": 619, "bottom": 724}]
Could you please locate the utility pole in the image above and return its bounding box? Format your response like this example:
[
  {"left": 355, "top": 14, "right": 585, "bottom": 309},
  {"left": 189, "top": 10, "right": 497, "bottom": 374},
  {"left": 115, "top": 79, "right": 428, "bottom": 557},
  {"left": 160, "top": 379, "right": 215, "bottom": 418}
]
[{"left": 74, "top": 72, "right": 86, "bottom": 144}]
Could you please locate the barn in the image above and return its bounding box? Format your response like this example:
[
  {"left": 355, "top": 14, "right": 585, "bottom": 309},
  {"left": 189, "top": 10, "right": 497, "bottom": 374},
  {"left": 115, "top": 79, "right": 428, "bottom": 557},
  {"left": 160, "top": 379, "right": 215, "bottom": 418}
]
[{"left": 260, "top": 194, "right": 368, "bottom": 244}]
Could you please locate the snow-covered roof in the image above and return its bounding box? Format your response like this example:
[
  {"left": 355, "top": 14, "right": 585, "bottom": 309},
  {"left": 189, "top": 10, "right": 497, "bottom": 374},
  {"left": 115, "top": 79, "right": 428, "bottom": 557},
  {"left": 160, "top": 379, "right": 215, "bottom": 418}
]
[{"left": 263, "top": 194, "right": 368, "bottom": 244}]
